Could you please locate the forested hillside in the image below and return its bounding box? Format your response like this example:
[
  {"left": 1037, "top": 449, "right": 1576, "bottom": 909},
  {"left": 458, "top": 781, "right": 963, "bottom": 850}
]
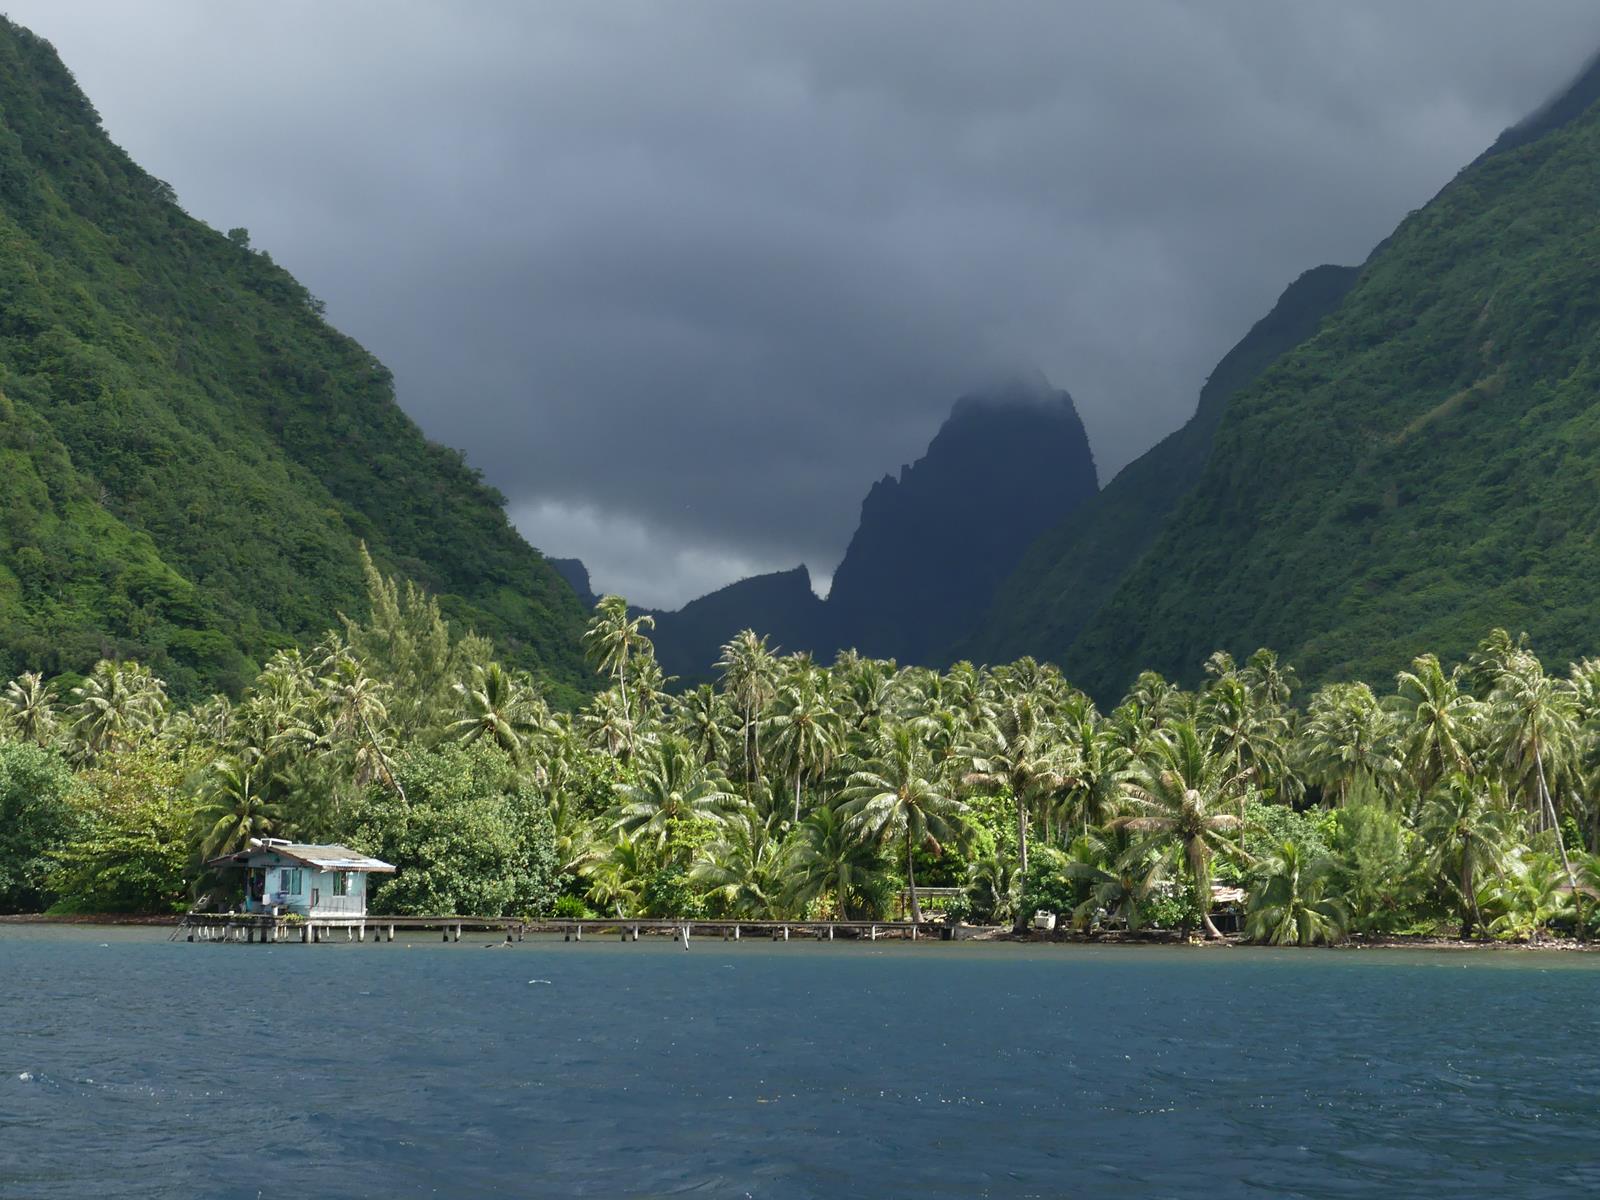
[
  {"left": 970, "top": 265, "right": 1358, "bottom": 667},
  {"left": 1065, "top": 61, "right": 1600, "bottom": 696},
  {"left": 0, "top": 21, "right": 588, "bottom": 699}
]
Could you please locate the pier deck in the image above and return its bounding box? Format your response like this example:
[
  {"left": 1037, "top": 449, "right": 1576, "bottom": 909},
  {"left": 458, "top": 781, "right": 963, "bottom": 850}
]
[{"left": 176, "top": 913, "right": 993, "bottom": 944}]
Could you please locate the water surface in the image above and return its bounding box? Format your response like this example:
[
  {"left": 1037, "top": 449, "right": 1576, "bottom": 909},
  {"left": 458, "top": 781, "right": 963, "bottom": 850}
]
[{"left": 2, "top": 924, "right": 1597, "bottom": 1198}]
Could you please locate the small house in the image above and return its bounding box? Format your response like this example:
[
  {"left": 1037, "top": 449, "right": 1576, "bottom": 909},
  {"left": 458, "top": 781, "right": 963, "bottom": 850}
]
[{"left": 208, "top": 838, "right": 395, "bottom": 921}]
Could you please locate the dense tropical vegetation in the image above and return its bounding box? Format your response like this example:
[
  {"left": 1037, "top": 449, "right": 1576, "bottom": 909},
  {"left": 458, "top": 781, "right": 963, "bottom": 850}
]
[
  {"left": 5, "top": 553, "right": 1600, "bottom": 947},
  {"left": 0, "top": 19, "right": 589, "bottom": 700}
]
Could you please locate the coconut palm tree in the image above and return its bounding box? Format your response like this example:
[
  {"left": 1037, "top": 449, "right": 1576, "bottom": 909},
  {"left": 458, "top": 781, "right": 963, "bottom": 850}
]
[
  {"left": 840, "top": 723, "right": 969, "bottom": 923},
  {"left": 1392, "top": 655, "right": 1479, "bottom": 804},
  {"left": 583, "top": 595, "right": 655, "bottom": 756},
  {"left": 765, "top": 667, "right": 844, "bottom": 823},
  {"left": 610, "top": 736, "right": 736, "bottom": 858},
  {"left": 674, "top": 684, "right": 735, "bottom": 766},
  {"left": 449, "top": 662, "right": 546, "bottom": 762},
  {"left": 691, "top": 810, "right": 785, "bottom": 917},
  {"left": 1114, "top": 722, "right": 1245, "bottom": 939},
  {"left": 2, "top": 672, "right": 57, "bottom": 746},
  {"left": 716, "top": 629, "right": 779, "bottom": 785},
  {"left": 195, "top": 758, "right": 283, "bottom": 862},
  {"left": 966, "top": 689, "right": 1063, "bottom": 927},
  {"left": 1244, "top": 840, "right": 1346, "bottom": 946},
  {"left": 68, "top": 660, "right": 167, "bottom": 763},
  {"left": 1300, "top": 682, "right": 1401, "bottom": 806},
  {"left": 783, "top": 804, "right": 886, "bottom": 920},
  {"left": 1417, "top": 771, "right": 1514, "bottom": 939}
]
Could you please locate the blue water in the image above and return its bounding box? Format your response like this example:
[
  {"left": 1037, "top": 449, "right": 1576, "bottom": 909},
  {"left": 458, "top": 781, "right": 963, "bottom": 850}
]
[{"left": 2, "top": 926, "right": 1599, "bottom": 1198}]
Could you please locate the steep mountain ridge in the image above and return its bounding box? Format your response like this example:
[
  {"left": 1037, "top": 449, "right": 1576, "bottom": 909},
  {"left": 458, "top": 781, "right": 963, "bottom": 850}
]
[
  {"left": 634, "top": 381, "right": 1099, "bottom": 676},
  {"left": 969, "top": 264, "right": 1360, "bottom": 668},
  {"left": 1062, "top": 58, "right": 1600, "bottom": 695},
  {"left": 0, "top": 21, "right": 590, "bottom": 699}
]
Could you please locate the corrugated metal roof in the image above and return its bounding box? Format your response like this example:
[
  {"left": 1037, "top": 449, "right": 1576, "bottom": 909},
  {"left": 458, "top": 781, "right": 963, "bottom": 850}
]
[{"left": 208, "top": 841, "right": 397, "bottom": 872}]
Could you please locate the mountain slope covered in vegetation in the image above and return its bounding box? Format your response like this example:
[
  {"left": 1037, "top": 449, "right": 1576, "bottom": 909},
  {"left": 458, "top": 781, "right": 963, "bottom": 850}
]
[
  {"left": 970, "top": 265, "right": 1359, "bottom": 667},
  {"left": 0, "top": 21, "right": 588, "bottom": 699},
  {"left": 1066, "top": 59, "right": 1600, "bottom": 695}
]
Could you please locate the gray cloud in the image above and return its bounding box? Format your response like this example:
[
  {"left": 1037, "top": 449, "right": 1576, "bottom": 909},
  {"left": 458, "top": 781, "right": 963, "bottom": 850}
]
[{"left": 9, "top": 1, "right": 1600, "bottom": 605}]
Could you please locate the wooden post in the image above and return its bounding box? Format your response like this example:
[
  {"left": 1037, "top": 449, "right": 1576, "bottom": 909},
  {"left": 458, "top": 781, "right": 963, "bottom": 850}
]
[
  {"left": 870, "top": 925, "right": 877, "bottom": 941},
  {"left": 682, "top": 922, "right": 691, "bottom": 948},
  {"left": 443, "top": 927, "right": 450, "bottom": 943},
  {"left": 828, "top": 924, "right": 834, "bottom": 941},
  {"left": 911, "top": 922, "right": 918, "bottom": 942},
  {"left": 574, "top": 923, "right": 582, "bottom": 942},
  {"left": 632, "top": 926, "right": 640, "bottom": 942},
  {"left": 454, "top": 924, "right": 462, "bottom": 943},
  {"left": 358, "top": 924, "right": 365, "bottom": 942},
  {"left": 783, "top": 926, "right": 789, "bottom": 942},
  {"left": 388, "top": 924, "right": 396, "bottom": 942}
]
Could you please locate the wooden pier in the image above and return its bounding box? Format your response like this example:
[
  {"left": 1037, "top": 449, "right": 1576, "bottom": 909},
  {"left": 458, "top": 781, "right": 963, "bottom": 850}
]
[{"left": 176, "top": 913, "right": 986, "bottom": 944}]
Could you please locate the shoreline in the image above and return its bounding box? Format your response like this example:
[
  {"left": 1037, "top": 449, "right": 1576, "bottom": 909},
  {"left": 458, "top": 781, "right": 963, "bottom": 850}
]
[{"left": 3, "top": 912, "right": 1595, "bottom": 952}]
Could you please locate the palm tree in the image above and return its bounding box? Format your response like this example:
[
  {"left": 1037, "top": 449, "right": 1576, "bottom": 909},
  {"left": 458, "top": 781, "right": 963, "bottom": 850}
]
[
  {"left": 1114, "top": 722, "right": 1245, "bottom": 939},
  {"left": 840, "top": 723, "right": 968, "bottom": 923},
  {"left": 195, "top": 758, "right": 283, "bottom": 861},
  {"left": 583, "top": 595, "right": 655, "bottom": 756},
  {"left": 1244, "top": 840, "right": 1346, "bottom": 946},
  {"left": 449, "top": 662, "right": 545, "bottom": 762},
  {"left": 1418, "top": 771, "right": 1513, "bottom": 939},
  {"left": 1392, "top": 654, "right": 1478, "bottom": 803},
  {"left": 68, "top": 660, "right": 167, "bottom": 762},
  {"left": 784, "top": 804, "right": 887, "bottom": 920},
  {"left": 716, "top": 630, "right": 779, "bottom": 785},
  {"left": 966, "top": 689, "right": 1063, "bottom": 928},
  {"left": 1479, "top": 849, "right": 1573, "bottom": 943},
  {"left": 1062, "top": 828, "right": 1144, "bottom": 933},
  {"left": 963, "top": 854, "right": 1020, "bottom": 927},
  {"left": 1488, "top": 651, "right": 1579, "bottom": 861},
  {"left": 2, "top": 672, "right": 57, "bottom": 746},
  {"left": 674, "top": 684, "right": 734, "bottom": 766},
  {"left": 692, "top": 810, "right": 785, "bottom": 917},
  {"left": 765, "top": 668, "right": 844, "bottom": 823},
  {"left": 610, "top": 736, "right": 735, "bottom": 858},
  {"left": 1300, "top": 682, "right": 1400, "bottom": 806}
]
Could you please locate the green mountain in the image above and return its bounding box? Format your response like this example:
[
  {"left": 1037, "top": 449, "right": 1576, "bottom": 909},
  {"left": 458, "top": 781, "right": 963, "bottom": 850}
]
[
  {"left": 1059, "top": 53, "right": 1600, "bottom": 695},
  {"left": 0, "top": 21, "right": 589, "bottom": 699},
  {"left": 968, "top": 264, "right": 1358, "bottom": 668}
]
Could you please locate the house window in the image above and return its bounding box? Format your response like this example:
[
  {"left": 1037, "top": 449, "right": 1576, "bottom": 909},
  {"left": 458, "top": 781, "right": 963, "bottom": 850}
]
[
  {"left": 333, "top": 873, "right": 352, "bottom": 897},
  {"left": 278, "top": 868, "right": 302, "bottom": 895}
]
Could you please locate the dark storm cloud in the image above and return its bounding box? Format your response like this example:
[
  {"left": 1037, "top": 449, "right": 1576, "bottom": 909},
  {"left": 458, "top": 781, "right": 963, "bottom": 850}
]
[{"left": 9, "top": 2, "right": 1600, "bottom": 605}]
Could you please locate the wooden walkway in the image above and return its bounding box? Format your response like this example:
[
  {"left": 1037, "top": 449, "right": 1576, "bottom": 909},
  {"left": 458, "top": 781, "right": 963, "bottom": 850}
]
[{"left": 176, "top": 913, "right": 987, "bottom": 944}]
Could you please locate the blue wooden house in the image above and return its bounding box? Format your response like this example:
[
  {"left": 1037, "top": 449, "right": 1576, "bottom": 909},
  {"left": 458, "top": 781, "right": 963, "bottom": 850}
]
[{"left": 209, "top": 838, "right": 395, "bottom": 921}]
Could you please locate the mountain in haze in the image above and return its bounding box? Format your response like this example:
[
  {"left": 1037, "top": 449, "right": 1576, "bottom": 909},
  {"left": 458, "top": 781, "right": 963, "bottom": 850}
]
[
  {"left": 968, "top": 264, "right": 1360, "bottom": 668},
  {"left": 825, "top": 377, "right": 1097, "bottom": 664},
  {"left": 1038, "top": 49, "right": 1600, "bottom": 696},
  {"left": 647, "top": 566, "right": 829, "bottom": 682},
  {"left": 633, "top": 379, "right": 1099, "bottom": 678},
  {"left": 0, "top": 21, "right": 590, "bottom": 699}
]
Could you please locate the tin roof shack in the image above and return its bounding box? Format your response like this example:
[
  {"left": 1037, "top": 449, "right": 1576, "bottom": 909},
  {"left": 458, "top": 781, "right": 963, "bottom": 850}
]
[{"left": 208, "top": 839, "right": 395, "bottom": 922}]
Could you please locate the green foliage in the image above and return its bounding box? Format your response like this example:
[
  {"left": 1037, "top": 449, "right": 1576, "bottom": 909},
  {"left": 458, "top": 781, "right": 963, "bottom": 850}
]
[
  {"left": 48, "top": 746, "right": 197, "bottom": 913},
  {"left": 0, "top": 740, "right": 79, "bottom": 911},
  {"left": 350, "top": 743, "right": 559, "bottom": 917},
  {"left": 1012, "top": 83, "right": 1600, "bottom": 698},
  {"left": 0, "top": 21, "right": 588, "bottom": 701}
]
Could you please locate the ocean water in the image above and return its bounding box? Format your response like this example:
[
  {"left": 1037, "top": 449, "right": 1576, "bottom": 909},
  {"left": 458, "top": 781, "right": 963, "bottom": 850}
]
[{"left": 2, "top": 926, "right": 1598, "bottom": 1199}]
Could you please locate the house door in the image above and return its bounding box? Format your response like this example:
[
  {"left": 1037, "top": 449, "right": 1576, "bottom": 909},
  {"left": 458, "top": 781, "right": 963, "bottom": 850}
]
[{"left": 311, "top": 887, "right": 320, "bottom": 908}]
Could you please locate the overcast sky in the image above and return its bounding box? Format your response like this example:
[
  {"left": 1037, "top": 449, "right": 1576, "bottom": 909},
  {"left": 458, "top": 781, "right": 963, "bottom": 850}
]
[{"left": 8, "top": 2, "right": 1600, "bottom": 606}]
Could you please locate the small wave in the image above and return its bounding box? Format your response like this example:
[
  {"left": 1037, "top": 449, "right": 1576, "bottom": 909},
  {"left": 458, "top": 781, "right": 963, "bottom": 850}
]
[
  {"left": 527, "top": 979, "right": 553, "bottom": 985},
  {"left": 18, "top": 1071, "right": 34, "bottom": 1082}
]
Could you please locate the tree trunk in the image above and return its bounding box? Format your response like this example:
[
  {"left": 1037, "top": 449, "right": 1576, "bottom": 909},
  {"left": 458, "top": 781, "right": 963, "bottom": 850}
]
[
  {"left": 1534, "top": 740, "right": 1578, "bottom": 895},
  {"left": 1011, "top": 792, "right": 1030, "bottom": 934},
  {"left": 794, "top": 770, "right": 803, "bottom": 825},
  {"left": 906, "top": 835, "right": 922, "bottom": 925},
  {"left": 1461, "top": 848, "right": 1477, "bottom": 940}
]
